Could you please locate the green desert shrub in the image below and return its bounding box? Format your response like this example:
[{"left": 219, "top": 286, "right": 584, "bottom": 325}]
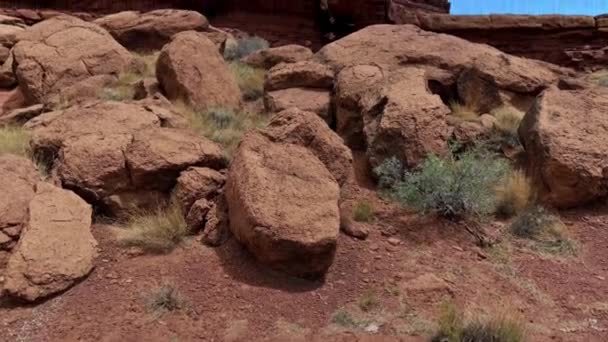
[
  {"left": 118, "top": 201, "right": 188, "bottom": 254},
  {"left": 224, "top": 36, "right": 269, "bottom": 61},
  {"left": 510, "top": 206, "right": 576, "bottom": 255},
  {"left": 229, "top": 62, "right": 265, "bottom": 101},
  {"left": 376, "top": 147, "right": 509, "bottom": 219}
]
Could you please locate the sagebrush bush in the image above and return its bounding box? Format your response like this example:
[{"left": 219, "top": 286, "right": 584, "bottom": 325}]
[
  {"left": 353, "top": 201, "right": 374, "bottom": 223},
  {"left": 229, "top": 62, "right": 265, "bottom": 101},
  {"left": 176, "top": 102, "right": 269, "bottom": 157},
  {"left": 449, "top": 101, "right": 479, "bottom": 121},
  {"left": 119, "top": 201, "right": 188, "bottom": 254},
  {"left": 224, "top": 36, "right": 269, "bottom": 61},
  {"left": 377, "top": 147, "right": 509, "bottom": 219},
  {"left": 495, "top": 170, "right": 533, "bottom": 217},
  {"left": 0, "top": 125, "right": 31, "bottom": 157},
  {"left": 510, "top": 206, "right": 576, "bottom": 255},
  {"left": 433, "top": 301, "right": 526, "bottom": 342}
]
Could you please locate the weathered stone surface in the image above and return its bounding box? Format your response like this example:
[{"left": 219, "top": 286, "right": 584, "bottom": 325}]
[
  {"left": 519, "top": 86, "right": 608, "bottom": 208},
  {"left": 0, "top": 24, "right": 24, "bottom": 47},
  {"left": 174, "top": 167, "right": 226, "bottom": 212},
  {"left": 133, "top": 78, "right": 161, "bottom": 100},
  {"left": 94, "top": 10, "right": 208, "bottom": 51},
  {"left": 225, "top": 132, "right": 340, "bottom": 278},
  {"left": 125, "top": 128, "right": 226, "bottom": 190},
  {"left": 265, "top": 61, "right": 334, "bottom": 91},
  {"left": 316, "top": 24, "right": 563, "bottom": 94},
  {"left": 102, "top": 190, "right": 167, "bottom": 217},
  {"left": 12, "top": 15, "right": 136, "bottom": 104},
  {"left": 242, "top": 44, "right": 313, "bottom": 69},
  {"left": 4, "top": 183, "right": 97, "bottom": 301},
  {"left": 202, "top": 196, "right": 230, "bottom": 247},
  {"left": 186, "top": 198, "right": 212, "bottom": 233},
  {"left": 261, "top": 108, "right": 353, "bottom": 185},
  {"left": 0, "top": 104, "right": 44, "bottom": 126},
  {"left": 0, "top": 155, "right": 40, "bottom": 251},
  {"left": 364, "top": 68, "right": 451, "bottom": 168},
  {"left": 156, "top": 31, "right": 241, "bottom": 110},
  {"left": 264, "top": 88, "right": 331, "bottom": 123},
  {"left": 457, "top": 68, "right": 503, "bottom": 113},
  {"left": 0, "top": 52, "right": 16, "bottom": 88},
  {"left": 334, "top": 64, "right": 385, "bottom": 148}
]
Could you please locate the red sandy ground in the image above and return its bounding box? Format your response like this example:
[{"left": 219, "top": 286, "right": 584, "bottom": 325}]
[{"left": 1, "top": 157, "right": 607, "bottom": 342}]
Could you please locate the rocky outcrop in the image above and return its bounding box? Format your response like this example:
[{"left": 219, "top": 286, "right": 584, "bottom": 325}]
[
  {"left": 519, "top": 86, "right": 608, "bottom": 208},
  {"left": 390, "top": 13, "right": 608, "bottom": 70},
  {"left": 156, "top": 31, "right": 241, "bottom": 111},
  {"left": 242, "top": 44, "right": 313, "bottom": 69},
  {"left": 12, "top": 15, "right": 136, "bottom": 105},
  {"left": 0, "top": 155, "right": 40, "bottom": 252},
  {"left": 226, "top": 132, "right": 340, "bottom": 278},
  {"left": 261, "top": 108, "right": 353, "bottom": 186},
  {"left": 265, "top": 61, "right": 334, "bottom": 91},
  {"left": 94, "top": 10, "right": 209, "bottom": 51},
  {"left": 3, "top": 183, "right": 97, "bottom": 302},
  {"left": 264, "top": 88, "right": 331, "bottom": 123},
  {"left": 174, "top": 167, "right": 226, "bottom": 213}
]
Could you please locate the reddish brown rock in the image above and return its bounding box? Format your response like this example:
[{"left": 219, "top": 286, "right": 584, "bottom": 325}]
[
  {"left": 261, "top": 108, "right": 353, "bottom": 185},
  {"left": 186, "top": 198, "right": 212, "bottom": 233},
  {"left": 94, "top": 10, "right": 208, "bottom": 51},
  {"left": 3, "top": 183, "right": 97, "bottom": 302},
  {"left": 519, "top": 86, "right": 608, "bottom": 208},
  {"left": 242, "top": 44, "right": 313, "bottom": 69},
  {"left": 0, "top": 24, "right": 24, "bottom": 48},
  {"left": 102, "top": 190, "right": 167, "bottom": 218},
  {"left": 174, "top": 167, "right": 226, "bottom": 212},
  {"left": 264, "top": 61, "right": 334, "bottom": 91},
  {"left": 156, "top": 31, "right": 241, "bottom": 110},
  {"left": 202, "top": 196, "right": 230, "bottom": 247},
  {"left": 225, "top": 132, "right": 340, "bottom": 278},
  {"left": 264, "top": 88, "right": 331, "bottom": 123},
  {"left": 12, "top": 15, "right": 136, "bottom": 105}
]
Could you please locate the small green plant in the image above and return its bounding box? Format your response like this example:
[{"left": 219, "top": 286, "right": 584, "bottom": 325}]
[
  {"left": 119, "top": 201, "right": 188, "bottom": 254},
  {"left": 229, "top": 62, "right": 265, "bottom": 101},
  {"left": 176, "top": 102, "right": 269, "bottom": 157},
  {"left": 589, "top": 70, "right": 608, "bottom": 87},
  {"left": 145, "top": 282, "right": 187, "bottom": 315},
  {"left": 224, "top": 36, "right": 269, "bottom": 61},
  {"left": 358, "top": 290, "right": 380, "bottom": 312},
  {"left": 449, "top": 101, "right": 479, "bottom": 121},
  {"left": 332, "top": 309, "right": 358, "bottom": 328},
  {"left": 353, "top": 201, "right": 375, "bottom": 223},
  {"left": 495, "top": 170, "right": 533, "bottom": 218},
  {"left": 0, "top": 125, "right": 31, "bottom": 157},
  {"left": 510, "top": 206, "right": 576, "bottom": 256},
  {"left": 377, "top": 147, "right": 509, "bottom": 219},
  {"left": 433, "top": 301, "right": 526, "bottom": 342}
]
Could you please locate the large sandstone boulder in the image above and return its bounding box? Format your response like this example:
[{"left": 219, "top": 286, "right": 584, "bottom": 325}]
[
  {"left": 242, "top": 44, "right": 313, "bottom": 69},
  {"left": 364, "top": 68, "right": 451, "bottom": 168},
  {"left": 94, "top": 10, "right": 209, "bottom": 51},
  {"left": 156, "top": 31, "right": 241, "bottom": 110},
  {"left": 519, "top": 86, "right": 608, "bottom": 208},
  {"left": 316, "top": 24, "right": 563, "bottom": 94},
  {"left": 264, "top": 88, "right": 331, "bottom": 123},
  {"left": 0, "top": 155, "right": 40, "bottom": 251},
  {"left": 260, "top": 108, "right": 353, "bottom": 185},
  {"left": 226, "top": 132, "right": 340, "bottom": 278},
  {"left": 12, "top": 15, "right": 136, "bottom": 105},
  {"left": 265, "top": 61, "right": 334, "bottom": 91},
  {"left": 3, "top": 183, "right": 97, "bottom": 301}
]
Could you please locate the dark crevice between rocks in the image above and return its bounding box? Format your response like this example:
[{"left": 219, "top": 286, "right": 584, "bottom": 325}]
[{"left": 427, "top": 78, "right": 458, "bottom": 106}]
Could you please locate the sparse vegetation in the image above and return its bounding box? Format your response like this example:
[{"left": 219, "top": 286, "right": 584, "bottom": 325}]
[
  {"left": 358, "top": 291, "right": 380, "bottom": 312},
  {"left": 229, "top": 62, "right": 265, "bottom": 101},
  {"left": 510, "top": 206, "right": 577, "bottom": 256},
  {"left": 145, "top": 282, "right": 187, "bottom": 315},
  {"left": 119, "top": 201, "right": 188, "bottom": 254},
  {"left": 224, "top": 36, "right": 269, "bottom": 61},
  {"left": 589, "top": 70, "right": 608, "bottom": 87},
  {"left": 0, "top": 125, "right": 32, "bottom": 157},
  {"left": 99, "top": 52, "right": 158, "bottom": 101},
  {"left": 433, "top": 301, "right": 526, "bottom": 342},
  {"left": 495, "top": 170, "right": 533, "bottom": 217},
  {"left": 353, "top": 201, "right": 375, "bottom": 223},
  {"left": 376, "top": 147, "right": 510, "bottom": 219},
  {"left": 332, "top": 309, "right": 358, "bottom": 328},
  {"left": 449, "top": 101, "right": 479, "bottom": 121},
  {"left": 490, "top": 106, "right": 524, "bottom": 148},
  {"left": 176, "top": 102, "right": 269, "bottom": 157}
]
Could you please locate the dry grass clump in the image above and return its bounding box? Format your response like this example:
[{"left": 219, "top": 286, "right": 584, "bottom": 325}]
[
  {"left": 433, "top": 301, "right": 526, "bottom": 342},
  {"left": 495, "top": 170, "right": 533, "bottom": 217},
  {"left": 144, "top": 282, "right": 187, "bottom": 315},
  {"left": 175, "top": 102, "right": 269, "bottom": 157},
  {"left": 492, "top": 106, "right": 524, "bottom": 137},
  {"left": 0, "top": 125, "right": 31, "bottom": 157},
  {"left": 118, "top": 201, "right": 188, "bottom": 254},
  {"left": 358, "top": 290, "right": 380, "bottom": 312},
  {"left": 229, "top": 62, "right": 265, "bottom": 101},
  {"left": 99, "top": 52, "right": 159, "bottom": 101},
  {"left": 449, "top": 101, "right": 480, "bottom": 121},
  {"left": 353, "top": 201, "right": 375, "bottom": 223},
  {"left": 332, "top": 309, "right": 358, "bottom": 328},
  {"left": 224, "top": 36, "right": 269, "bottom": 61},
  {"left": 510, "top": 206, "right": 577, "bottom": 256}
]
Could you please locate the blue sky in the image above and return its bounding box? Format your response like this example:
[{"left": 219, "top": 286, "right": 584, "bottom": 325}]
[{"left": 451, "top": 0, "right": 608, "bottom": 15}]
